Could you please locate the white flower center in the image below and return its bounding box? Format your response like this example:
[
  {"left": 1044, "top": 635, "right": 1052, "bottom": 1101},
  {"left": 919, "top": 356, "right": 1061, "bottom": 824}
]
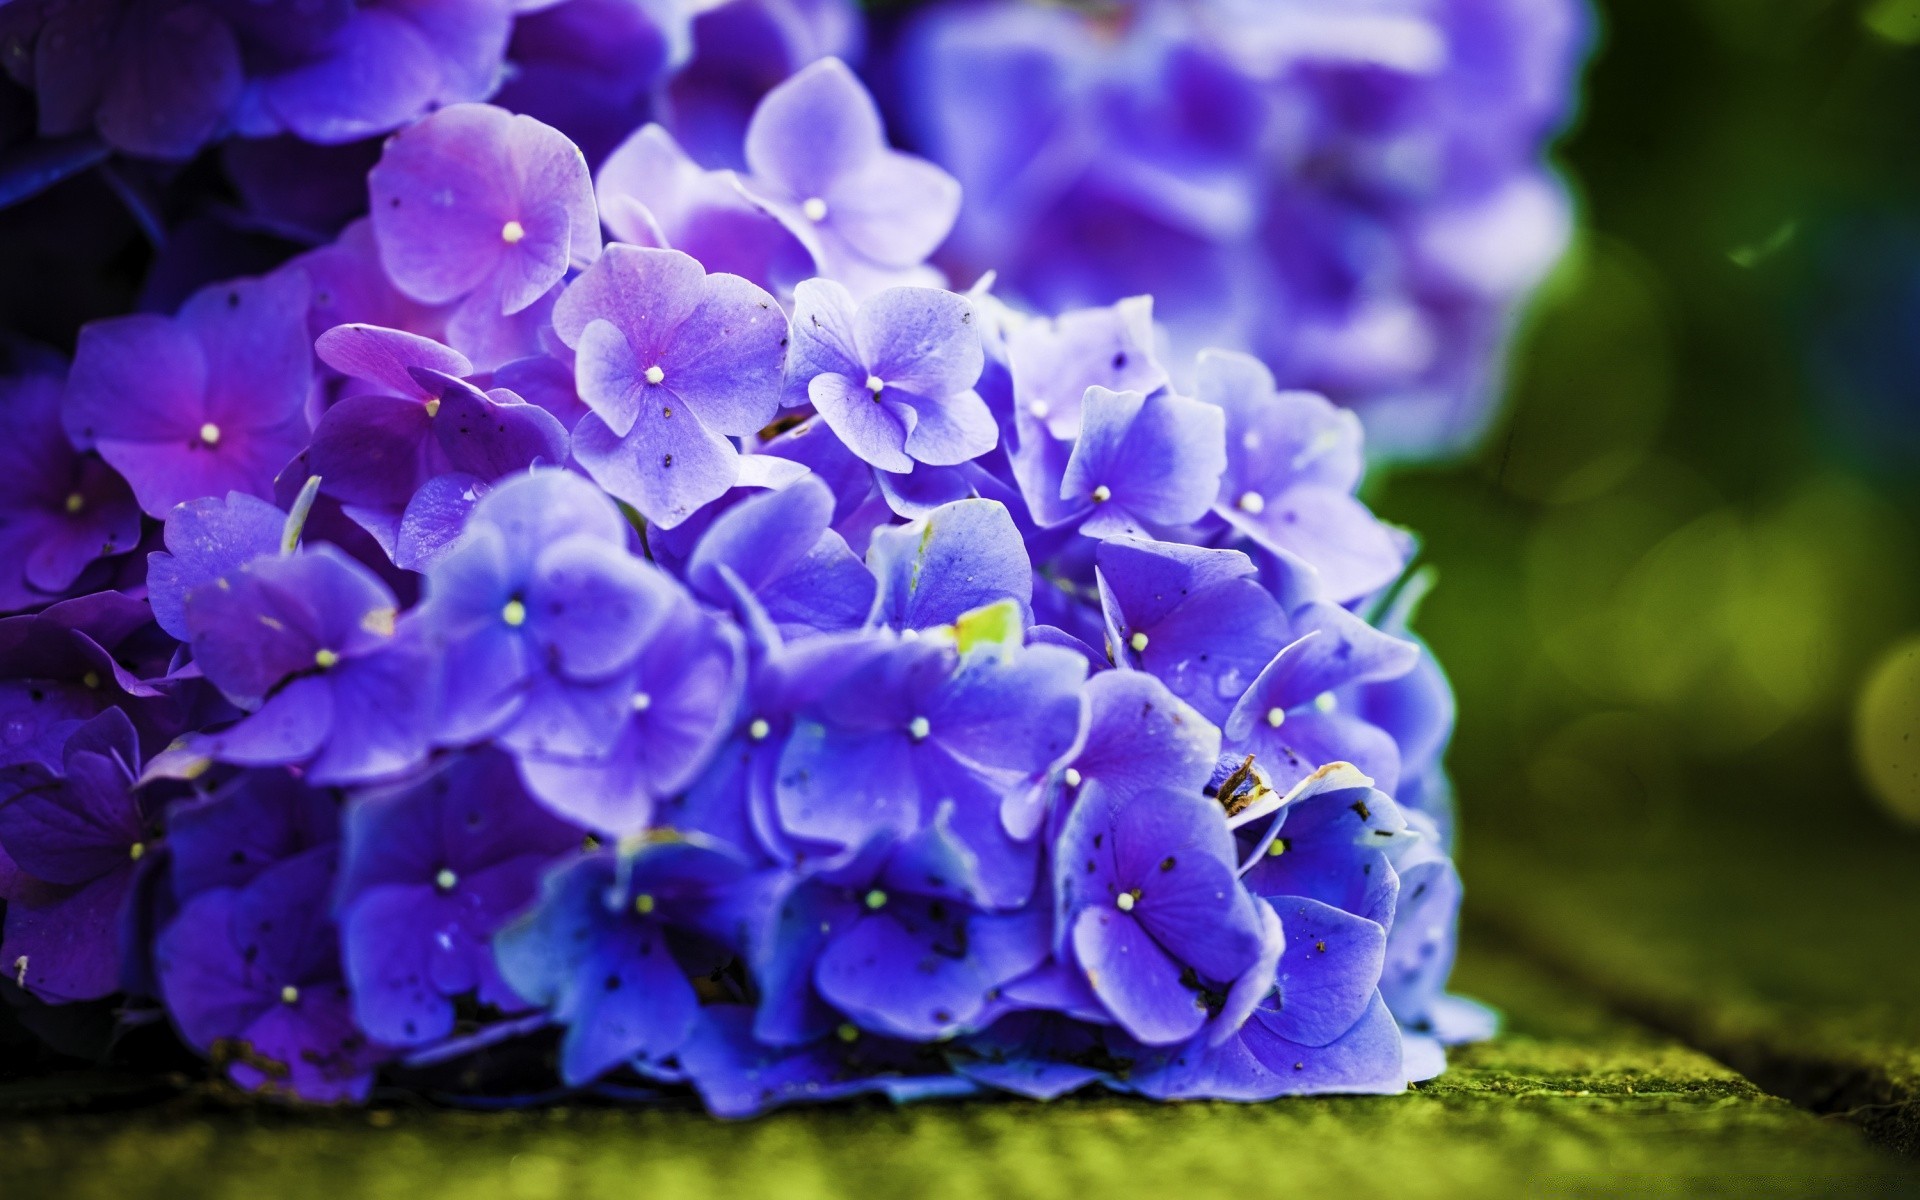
[
  {"left": 1115, "top": 892, "right": 1136, "bottom": 912},
  {"left": 864, "top": 889, "right": 887, "bottom": 910},
  {"left": 1129, "top": 632, "right": 1149, "bottom": 653},
  {"left": 865, "top": 374, "right": 885, "bottom": 397},
  {"left": 645, "top": 365, "right": 665, "bottom": 385},
  {"left": 802, "top": 197, "right": 828, "bottom": 222},
  {"left": 501, "top": 599, "right": 528, "bottom": 627},
  {"left": 435, "top": 868, "right": 458, "bottom": 892},
  {"left": 64, "top": 492, "right": 84, "bottom": 514},
  {"left": 313, "top": 648, "right": 340, "bottom": 669},
  {"left": 501, "top": 220, "right": 526, "bottom": 244},
  {"left": 1314, "top": 692, "right": 1338, "bottom": 713},
  {"left": 1063, "top": 767, "right": 1083, "bottom": 788},
  {"left": 1266, "top": 706, "right": 1286, "bottom": 728},
  {"left": 280, "top": 985, "right": 300, "bottom": 1005},
  {"left": 198, "top": 422, "right": 221, "bottom": 446},
  {"left": 907, "top": 716, "right": 931, "bottom": 741},
  {"left": 1091, "top": 485, "right": 1112, "bottom": 503},
  {"left": 631, "top": 691, "right": 653, "bottom": 712},
  {"left": 747, "top": 717, "right": 771, "bottom": 741},
  {"left": 1237, "top": 491, "right": 1266, "bottom": 515}
]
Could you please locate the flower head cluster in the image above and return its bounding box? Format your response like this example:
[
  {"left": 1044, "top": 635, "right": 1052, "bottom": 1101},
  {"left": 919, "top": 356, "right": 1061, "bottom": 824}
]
[
  {"left": 893, "top": 0, "right": 1591, "bottom": 458},
  {"left": 0, "top": 42, "right": 1500, "bottom": 1115}
]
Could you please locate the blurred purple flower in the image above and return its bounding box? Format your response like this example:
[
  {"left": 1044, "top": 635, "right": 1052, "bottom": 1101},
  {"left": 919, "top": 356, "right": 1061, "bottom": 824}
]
[
  {"left": 0, "top": 357, "right": 140, "bottom": 613},
  {"left": 0, "top": 709, "right": 158, "bottom": 1002},
  {"left": 739, "top": 57, "right": 960, "bottom": 295}
]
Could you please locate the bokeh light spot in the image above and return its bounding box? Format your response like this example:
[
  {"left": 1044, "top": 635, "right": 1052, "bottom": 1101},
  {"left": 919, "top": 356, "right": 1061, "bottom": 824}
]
[{"left": 1856, "top": 633, "right": 1920, "bottom": 825}]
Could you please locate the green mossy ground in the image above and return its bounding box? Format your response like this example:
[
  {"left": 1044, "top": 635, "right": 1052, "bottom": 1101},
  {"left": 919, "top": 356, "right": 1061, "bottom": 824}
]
[
  {"left": 1468, "top": 777, "right": 1920, "bottom": 1154},
  {"left": 6, "top": 939, "right": 1911, "bottom": 1200}
]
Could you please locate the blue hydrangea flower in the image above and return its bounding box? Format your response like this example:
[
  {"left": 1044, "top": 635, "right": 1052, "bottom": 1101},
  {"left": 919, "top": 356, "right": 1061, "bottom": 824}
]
[
  {"left": 407, "top": 469, "right": 672, "bottom": 748},
  {"left": 335, "top": 747, "right": 582, "bottom": 1047},
  {"left": 156, "top": 841, "right": 386, "bottom": 1102},
  {"left": 751, "top": 817, "right": 1048, "bottom": 1045},
  {"left": 1053, "top": 780, "right": 1277, "bottom": 1047},
  {"left": 1095, "top": 537, "right": 1289, "bottom": 723},
  {"left": 1222, "top": 601, "right": 1422, "bottom": 795},
  {"left": 681, "top": 1004, "right": 977, "bottom": 1119},
  {"left": 680, "top": 475, "right": 875, "bottom": 640},
  {"left": 1198, "top": 349, "right": 1405, "bottom": 603},
  {"left": 493, "top": 838, "right": 754, "bottom": 1086},
  {"left": 774, "top": 628, "right": 1086, "bottom": 908}
]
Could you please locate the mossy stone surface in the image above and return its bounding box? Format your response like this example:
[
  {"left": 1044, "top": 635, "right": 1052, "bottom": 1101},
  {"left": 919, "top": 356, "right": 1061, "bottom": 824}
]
[{"left": 6, "top": 938, "right": 1909, "bottom": 1200}]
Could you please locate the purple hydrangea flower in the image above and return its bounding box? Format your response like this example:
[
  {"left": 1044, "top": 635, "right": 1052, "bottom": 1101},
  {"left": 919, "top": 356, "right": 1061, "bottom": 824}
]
[
  {"left": 1053, "top": 780, "right": 1276, "bottom": 1047},
  {"left": 166, "top": 768, "right": 341, "bottom": 904},
  {"left": 661, "top": 0, "right": 863, "bottom": 171},
  {"left": 752, "top": 817, "right": 1047, "bottom": 1045},
  {"left": 0, "top": 593, "right": 179, "bottom": 773},
  {"left": 680, "top": 474, "right": 874, "bottom": 640},
  {"left": 493, "top": 0, "right": 690, "bottom": 168},
  {"left": 774, "top": 630, "right": 1085, "bottom": 908},
  {"left": 512, "top": 589, "right": 744, "bottom": 837},
  {"left": 595, "top": 123, "right": 815, "bottom": 298},
  {"left": 1006, "top": 295, "right": 1167, "bottom": 442},
  {"left": 1095, "top": 537, "right": 1289, "bottom": 724},
  {"left": 0, "top": 0, "right": 243, "bottom": 160},
  {"left": 864, "top": 497, "right": 1031, "bottom": 634},
  {"left": 145, "top": 491, "right": 291, "bottom": 640},
  {"left": 1198, "top": 349, "right": 1405, "bottom": 603},
  {"left": 2, "top": 0, "right": 512, "bottom": 159},
  {"left": 63, "top": 271, "right": 313, "bottom": 518},
  {"left": 551, "top": 244, "right": 789, "bottom": 528},
  {"left": 177, "top": 543, "right": 433, "bottom": 785},
  {"left": 738, "top": 57, "right": 960, "bottom": 295},
  {"left": 221, "top": 0, "right": 513, "bottom": 146},
  {"left": 409, "top": 468, "right": 650, "bottom": 741},
  {"left": 303, "top": 326, "right": 570, "bottom": 566},
  {"left": 493, "top": 839, "right": 753, "bottom": 1086},
  {"left": 369, "top": 104, "right": 599, "bottom": 367},
  {"left": 785, "top": 279, "right": 993, "bottom": 475},
  {"left": 1051, "top": 385, "right": 1226, "bottom": 539},
  {"left": 0, "top": 708, "right": 157, "bottom": 1002},
  {"left": 334, "top": 747, "right": 582, "bottom": 1047},
  {"left": 156, "top": 842, "right": 385, "bottom": 1102},
  {"left": 1222, "top": 601, "right": 1422, "bottom": 795},
  {"left": 0, "top": 355, "right": 140, "bottom": 613},
  {"left": 1053, "top": 668, "right": 1220, "bottom": 831},
  {"left": 1128, "top": 766, "right": 1424, "bottom": 1099}
]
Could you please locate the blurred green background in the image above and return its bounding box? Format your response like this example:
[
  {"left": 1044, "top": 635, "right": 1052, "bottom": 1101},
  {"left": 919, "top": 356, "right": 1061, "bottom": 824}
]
[{"left": 1376, "top": 0, "right": 1920, "bottom": 847}]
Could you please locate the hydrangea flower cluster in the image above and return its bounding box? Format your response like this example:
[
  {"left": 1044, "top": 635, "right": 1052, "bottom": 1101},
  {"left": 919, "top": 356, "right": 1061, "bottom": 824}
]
[
  {"left": 0, "top": 46, "right": 1497, "bottom": 1115},
  {"left": 888, "top": 0, "right": 1591, "bottom": 458},
  {"left": 0, "top": 0, "right": 857, "bottom": 165}
]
